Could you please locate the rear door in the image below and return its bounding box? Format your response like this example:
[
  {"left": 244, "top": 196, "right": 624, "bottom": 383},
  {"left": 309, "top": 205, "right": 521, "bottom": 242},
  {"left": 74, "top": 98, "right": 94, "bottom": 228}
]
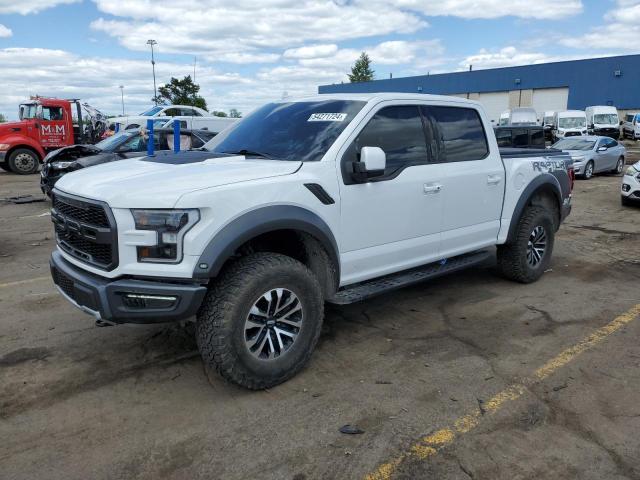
[
  {"left": 337, "top": 103, "right": 447, "bottom": 285},
  {"left": 423, "top": 105, "right": 504, "bottom": 258}
]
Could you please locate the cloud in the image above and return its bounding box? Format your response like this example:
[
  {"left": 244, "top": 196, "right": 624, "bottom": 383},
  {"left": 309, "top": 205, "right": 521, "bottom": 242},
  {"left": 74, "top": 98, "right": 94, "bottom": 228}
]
[
  {"left": 0, "top": 47, "right": 255, "bottom": 119},
  {"left": 365, "top": 0, "right": 583, "bottom": 19},
  {"left": 91, "top": 0, "right": 426, "bottom": 56},
  {"left": 283, "top": 44, "right": 338, "bottom": 60},
  {"left": 0, "top": 0, "right": 80, "bottom": 15},
  {"left": 0, "top": 24, "right": 12, "bottom": 37},
  {"left": 560, "top": 0, "right": 640, "bottom": 50}
]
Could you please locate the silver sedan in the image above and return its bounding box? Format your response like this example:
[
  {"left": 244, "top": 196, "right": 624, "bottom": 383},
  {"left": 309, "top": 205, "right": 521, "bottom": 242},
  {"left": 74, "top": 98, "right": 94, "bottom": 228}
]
[{"left": 552, "top": 136, "right": 626, "bottom": 179}]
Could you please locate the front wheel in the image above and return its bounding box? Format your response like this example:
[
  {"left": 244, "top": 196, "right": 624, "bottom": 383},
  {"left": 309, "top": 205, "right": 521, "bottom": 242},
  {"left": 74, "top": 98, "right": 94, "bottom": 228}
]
[
  {"left": 583, "top": 161, "right": 594, "bottom": 179},
  {"left": 196, "top": 252, "right": 324, "bottom": 389},
  {"left": 497, "top": 206, "right": 555, "bottom": 284},
  {"left": 8, "top": 148, "right": 39, "bottom": 174}
]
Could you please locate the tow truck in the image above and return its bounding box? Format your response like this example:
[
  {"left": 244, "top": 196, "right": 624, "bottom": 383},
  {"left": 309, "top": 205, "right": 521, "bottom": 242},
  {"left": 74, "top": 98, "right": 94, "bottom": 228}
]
[{"left": 0, "top": 97, "right": 107, "bottom": 174}]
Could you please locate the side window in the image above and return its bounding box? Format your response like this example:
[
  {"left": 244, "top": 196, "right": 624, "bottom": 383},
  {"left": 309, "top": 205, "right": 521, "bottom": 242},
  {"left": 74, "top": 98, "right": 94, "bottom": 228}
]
[
  {"left": 606, "top": 138, "right": 618, "bottom": 148},
  {"left": 348, "top": 105, "right": 428, "bottom": 177},
  {"left": 181, "top": 108, "right": 196, "bottom": 116},
  {"left": 427, "top": 106, "right": 489, "bottom": 162},
  {"left": 163, "top": 108, "right": 180, "bottom": 117},
  {"left": 42, "top": 106, "right": 64, "bottom": 121},
  {"left": 495, "top": 129, "right": 512, "bottom": 147},
  {"left": 512, "top": 129, "right": 528, "bottom": 148},
  {"left": 191, "top": 109, "right": 203, "bottom": 117},
  {"left": 530, "top": 129, "right": 545, "bottom": 147}
]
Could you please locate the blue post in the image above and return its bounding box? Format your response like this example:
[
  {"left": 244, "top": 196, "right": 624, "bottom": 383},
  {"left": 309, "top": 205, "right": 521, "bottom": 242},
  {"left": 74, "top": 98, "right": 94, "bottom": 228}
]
[
  {"left": 173, "top": 120, "right": 180, "bottom": 153},
  {"left": 146, "top": 119, "right": 154, "bottom": 156},
  {"left": 114, "top": 123, "right": 119, "bottom": 133}
]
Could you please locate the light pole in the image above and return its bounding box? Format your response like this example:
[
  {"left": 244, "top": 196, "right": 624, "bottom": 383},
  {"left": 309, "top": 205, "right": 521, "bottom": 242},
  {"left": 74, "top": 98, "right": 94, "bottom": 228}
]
[
  {"left": 119, "top": 85, "right": 125, "bottom": 115},
  {"left": 147, "top": 39, "right": 158, "bottom": 105}
]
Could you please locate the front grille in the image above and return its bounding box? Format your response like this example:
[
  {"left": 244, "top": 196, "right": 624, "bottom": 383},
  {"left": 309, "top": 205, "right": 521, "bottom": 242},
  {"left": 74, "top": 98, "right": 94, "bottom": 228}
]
[
  {"left": 53, "top": 196, "right": 109, "bottom": 228},
  {"left": 565, "top": 132, "right": 581, "bottom": 137},
  {"left": 52, "top": 192, "right": 118, "bottom": 270}
]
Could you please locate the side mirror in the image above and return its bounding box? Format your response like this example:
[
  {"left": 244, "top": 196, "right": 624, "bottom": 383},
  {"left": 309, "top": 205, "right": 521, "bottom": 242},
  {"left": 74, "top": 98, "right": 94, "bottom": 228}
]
[
  {"left": 597, "top": 146, "right": 607, "bottom": 152},
  {"left": 352, "top": 146, "right": 386, "bottom": 182}
]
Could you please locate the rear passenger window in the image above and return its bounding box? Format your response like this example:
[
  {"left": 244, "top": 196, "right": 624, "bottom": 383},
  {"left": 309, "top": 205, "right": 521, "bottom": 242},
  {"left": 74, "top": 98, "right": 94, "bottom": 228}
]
[
  {"left": 349, "top": 105, "right": 428, "bottom": 176},
  {"left": 427, "top": 106, "right": 489, "bottom": 162}
]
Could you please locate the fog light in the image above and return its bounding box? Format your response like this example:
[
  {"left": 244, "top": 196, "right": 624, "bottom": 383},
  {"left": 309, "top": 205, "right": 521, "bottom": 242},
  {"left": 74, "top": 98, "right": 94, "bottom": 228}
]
[{"left": 121, "top": 293, "right": 178, "bottom": 309}]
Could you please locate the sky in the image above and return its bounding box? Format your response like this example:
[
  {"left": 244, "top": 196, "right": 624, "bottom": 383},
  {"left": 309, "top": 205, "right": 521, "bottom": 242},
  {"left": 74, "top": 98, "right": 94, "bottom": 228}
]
[{"left": 0, "top": 0, "right": 638, "bottom": 119}]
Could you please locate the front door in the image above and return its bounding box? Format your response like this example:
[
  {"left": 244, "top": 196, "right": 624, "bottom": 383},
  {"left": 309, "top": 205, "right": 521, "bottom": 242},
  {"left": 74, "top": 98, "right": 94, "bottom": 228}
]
[
  {"left": 422, "top": 105, "right": 504, "bottom": 258},
  {"left": 337, "top": 103, "right": 446, "bottom": 285},
  {"left": 39, "top": 105, "right": 68, "bottom": 149}
]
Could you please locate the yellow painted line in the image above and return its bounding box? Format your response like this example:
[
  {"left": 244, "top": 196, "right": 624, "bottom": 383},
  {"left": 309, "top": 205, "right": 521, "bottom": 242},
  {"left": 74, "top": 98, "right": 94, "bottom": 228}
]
[
  {"left": 364, "top": 304, "right": 640, "bottom": 480},
  {"left": 0, "top": 276, "right": 50, "bottom": 289}
]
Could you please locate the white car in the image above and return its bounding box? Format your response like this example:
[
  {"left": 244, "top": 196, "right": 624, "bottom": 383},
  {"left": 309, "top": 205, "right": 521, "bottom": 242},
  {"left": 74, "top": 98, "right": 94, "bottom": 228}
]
[
  {"left": 585, "top": 105, "right": 620, "bottom": 139},
  {"left": 552, "top": 110, "right": 588, "bottom": 142},
  {"left": 110, "top": 105, "right": 237, "bottom": 132},
  {"left": 49, "top": 93, "right": 574, "bottom": 389},
  {"left": 622, "top": 161, "right": 640, "bottom": 206},
  {"left": 622, "top": 113, "right": 640, "bottom": 140}
]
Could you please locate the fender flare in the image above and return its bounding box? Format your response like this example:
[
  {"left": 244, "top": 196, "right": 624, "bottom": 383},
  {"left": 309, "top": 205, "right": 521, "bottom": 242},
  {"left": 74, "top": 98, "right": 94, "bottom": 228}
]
[
  {"left": 4, "top": 136, "right": 46, "bottom": 161},
  {"left": 193, "top": 205, "right": 340, "bottom": 280},
  {"left": 506, "top": 173, "right": 563, "bottom": 243}
]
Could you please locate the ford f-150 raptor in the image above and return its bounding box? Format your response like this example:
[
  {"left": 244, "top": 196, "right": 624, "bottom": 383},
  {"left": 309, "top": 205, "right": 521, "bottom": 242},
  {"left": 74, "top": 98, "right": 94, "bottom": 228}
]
[{"left": 49, "top": 93, "right": 573, "bottom": 389}]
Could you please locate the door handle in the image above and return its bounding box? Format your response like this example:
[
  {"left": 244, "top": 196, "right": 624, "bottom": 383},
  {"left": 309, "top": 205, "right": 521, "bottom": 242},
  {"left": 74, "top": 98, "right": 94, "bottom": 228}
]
[
  {"left": 423, "top": 183, "right": 442, "bottom": 194},
  {"left": 487, "top": 174, "right": 502, "bottom": 185}
]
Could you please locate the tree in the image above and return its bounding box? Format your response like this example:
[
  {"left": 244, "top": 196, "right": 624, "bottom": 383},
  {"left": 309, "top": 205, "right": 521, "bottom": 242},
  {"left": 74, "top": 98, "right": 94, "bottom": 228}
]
[
  {"left": 229, "top": 108, "right": 242, "bottom": 118},
  {"left": 153, "top": 75, "right": 207, "bottom": 110},
  {"left": 0, "top": 113, "right": 6, "bottom": 123},
  {"left": 348, "top": 52, "right": 374, "bottom": 83},
  {"left": 212, "top": 111, "right": 228, "bottom": 117}
]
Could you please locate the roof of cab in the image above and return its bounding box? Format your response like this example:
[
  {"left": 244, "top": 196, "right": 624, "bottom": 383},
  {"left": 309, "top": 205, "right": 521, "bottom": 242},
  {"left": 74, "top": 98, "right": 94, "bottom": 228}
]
[{"left": 281, "top": 92, "right": 482, "bottom": 106}]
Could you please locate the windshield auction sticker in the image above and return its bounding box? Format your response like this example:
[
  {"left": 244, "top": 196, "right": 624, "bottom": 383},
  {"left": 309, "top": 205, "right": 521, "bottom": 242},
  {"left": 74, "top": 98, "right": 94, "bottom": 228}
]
[{"left": 308, "top": 113, "right": 347, "bottom": 122}]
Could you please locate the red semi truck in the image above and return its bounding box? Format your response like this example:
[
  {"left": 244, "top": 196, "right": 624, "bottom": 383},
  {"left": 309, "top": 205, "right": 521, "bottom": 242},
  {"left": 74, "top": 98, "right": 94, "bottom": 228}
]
[{"left": 0, "top": 97, "right": 107, "bottom": 174}]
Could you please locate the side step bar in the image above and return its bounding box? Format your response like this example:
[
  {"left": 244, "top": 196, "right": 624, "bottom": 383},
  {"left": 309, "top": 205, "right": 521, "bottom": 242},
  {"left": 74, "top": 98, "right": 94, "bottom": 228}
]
[{"left": 328, "top": 250, "right": 492, "bottom": 305}]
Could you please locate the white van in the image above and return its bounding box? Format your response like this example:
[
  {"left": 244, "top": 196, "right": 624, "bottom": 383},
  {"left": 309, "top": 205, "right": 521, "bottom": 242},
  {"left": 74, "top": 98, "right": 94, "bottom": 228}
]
[
  {"left": 499, "top": 107, "right": 538, "bottom": 126},
  {"left": 585, "top": 106, "right": 620, "bottom": 139},
  {"left": 553, "top": 110, "right": 587, "bottom": 142}
]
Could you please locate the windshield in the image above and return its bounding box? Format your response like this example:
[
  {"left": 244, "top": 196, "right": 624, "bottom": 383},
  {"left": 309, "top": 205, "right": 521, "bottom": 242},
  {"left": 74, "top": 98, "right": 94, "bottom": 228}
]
[
  {"left": 139, "top": 106, "right": 164, "bottom": 116},
  {"left": 94, "top": 131, "right": 136, "bottom": 151},
  {"left": 593, "top": 113, "right": 618, "bottom": 125},
  {"left": 543, "top": 116, "right": 554, "bottom": 125},
  {"left": 553, "top": 138, "right": 595, "bottom": 151},
  {"left": 19, "top": 103, "right": 38, "bottom": 120},
  {"left": 558, "top": 117, "right": 586, "bottom": 129},
  {"left": 203, "top": 100, "right": 366, "bottom": 161}
]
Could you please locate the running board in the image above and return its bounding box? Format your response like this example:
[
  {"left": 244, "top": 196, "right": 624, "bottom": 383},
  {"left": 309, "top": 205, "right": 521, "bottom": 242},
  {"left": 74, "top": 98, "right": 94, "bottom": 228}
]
[{"left": 328, "top": 250, "right": 492, "bottom": 305}]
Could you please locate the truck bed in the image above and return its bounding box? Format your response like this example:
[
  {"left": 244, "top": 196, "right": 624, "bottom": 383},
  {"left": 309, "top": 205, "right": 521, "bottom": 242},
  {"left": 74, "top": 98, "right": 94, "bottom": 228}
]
[{"left": 500, "top": 147, "right": 564, "bottom": 158}]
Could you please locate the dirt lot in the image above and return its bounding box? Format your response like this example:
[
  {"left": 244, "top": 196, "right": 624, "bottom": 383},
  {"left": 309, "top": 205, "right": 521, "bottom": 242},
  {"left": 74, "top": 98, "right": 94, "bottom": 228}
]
[{"left": 1, "top": 147, "right": 640, "bottom": 480}]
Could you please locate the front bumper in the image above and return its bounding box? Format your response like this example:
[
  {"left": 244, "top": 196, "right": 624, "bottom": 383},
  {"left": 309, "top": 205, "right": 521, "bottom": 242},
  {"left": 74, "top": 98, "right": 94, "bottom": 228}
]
[
  {"left": 50, "top": 250, "right": 207, "bottom": 324},
  {"left": 0, "top": 151, "right": 6, "bottom": 162}
]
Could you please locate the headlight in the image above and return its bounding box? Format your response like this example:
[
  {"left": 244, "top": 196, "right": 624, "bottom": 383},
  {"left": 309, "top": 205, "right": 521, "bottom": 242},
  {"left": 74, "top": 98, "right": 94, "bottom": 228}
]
[
  {"left": 51, "top": 161, "right": 78, "bottom": 170},
  {"left": 571, "top": 156, "right": 585, "bottom": 163},
  {"left": 131, "top": 209, "right": 199, "bottom": 263},
  {"left": 625, "top": 166, "right": 639, "bottom": 177},
  {"left": 0, "top": 143, "right": 10, "bottom": 151}
]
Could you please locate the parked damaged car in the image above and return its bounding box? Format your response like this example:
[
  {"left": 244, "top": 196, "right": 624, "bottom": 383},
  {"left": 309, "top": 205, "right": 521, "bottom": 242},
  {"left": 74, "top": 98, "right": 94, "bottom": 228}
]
[{"left": 40, "top": 127, "right": 216, "bottom": 196}]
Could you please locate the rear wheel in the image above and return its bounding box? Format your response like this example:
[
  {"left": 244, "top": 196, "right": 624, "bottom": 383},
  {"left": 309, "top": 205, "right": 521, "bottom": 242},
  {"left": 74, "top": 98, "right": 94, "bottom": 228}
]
[
  {"left": 497, "top": 206, "right": 555, "bottom": 284},
  {"left": 612, "top": 156, "right": 625, "bottom": 174},
  {"left": 196, "top": 252, "right": 324, "bottom": 389},
  {"left": 8, "top": 148, "right": 39, "bottom": 174}
]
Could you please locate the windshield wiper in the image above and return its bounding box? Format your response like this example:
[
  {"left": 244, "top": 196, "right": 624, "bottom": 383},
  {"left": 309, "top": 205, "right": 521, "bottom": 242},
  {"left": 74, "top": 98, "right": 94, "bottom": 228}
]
[{"left": 220, "top": 149, "right": 275, "bottom": 159}]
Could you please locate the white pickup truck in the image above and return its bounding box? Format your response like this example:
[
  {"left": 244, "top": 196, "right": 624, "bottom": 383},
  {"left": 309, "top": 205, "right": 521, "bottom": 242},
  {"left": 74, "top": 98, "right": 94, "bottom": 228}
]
[
  {"left": 49, "top": 93, "right": 574, "bottom": 389},
  {"left": 109, "top": 104, "right": 237, "bottom": 132}
]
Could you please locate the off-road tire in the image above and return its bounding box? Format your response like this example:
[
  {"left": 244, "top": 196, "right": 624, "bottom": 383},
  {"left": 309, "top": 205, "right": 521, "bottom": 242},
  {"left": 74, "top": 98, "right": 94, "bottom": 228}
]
[
  {"left": 497, "top": 206, "right": 555, "bottom": 284},
  {"left": 8, "top": 148, "right": 39, "bottom": 175},
  {"left": 196, "top": 252, "right": 324, "bottom": 389}
]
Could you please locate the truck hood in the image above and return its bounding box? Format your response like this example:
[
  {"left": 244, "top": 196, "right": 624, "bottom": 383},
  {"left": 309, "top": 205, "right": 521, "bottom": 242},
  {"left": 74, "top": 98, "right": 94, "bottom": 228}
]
[
  {"left": 54, "top": 151, "right": 302, "bottom": 208},
  {"left": 0, "top": 120, "right": 27, "bottom": 136}
]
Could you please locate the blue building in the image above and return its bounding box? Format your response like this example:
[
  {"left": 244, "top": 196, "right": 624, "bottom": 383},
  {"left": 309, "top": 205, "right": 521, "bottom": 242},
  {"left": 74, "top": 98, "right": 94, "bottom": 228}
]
[{"left": 318, "top": 54, "right": 640, "bottom": 124}]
